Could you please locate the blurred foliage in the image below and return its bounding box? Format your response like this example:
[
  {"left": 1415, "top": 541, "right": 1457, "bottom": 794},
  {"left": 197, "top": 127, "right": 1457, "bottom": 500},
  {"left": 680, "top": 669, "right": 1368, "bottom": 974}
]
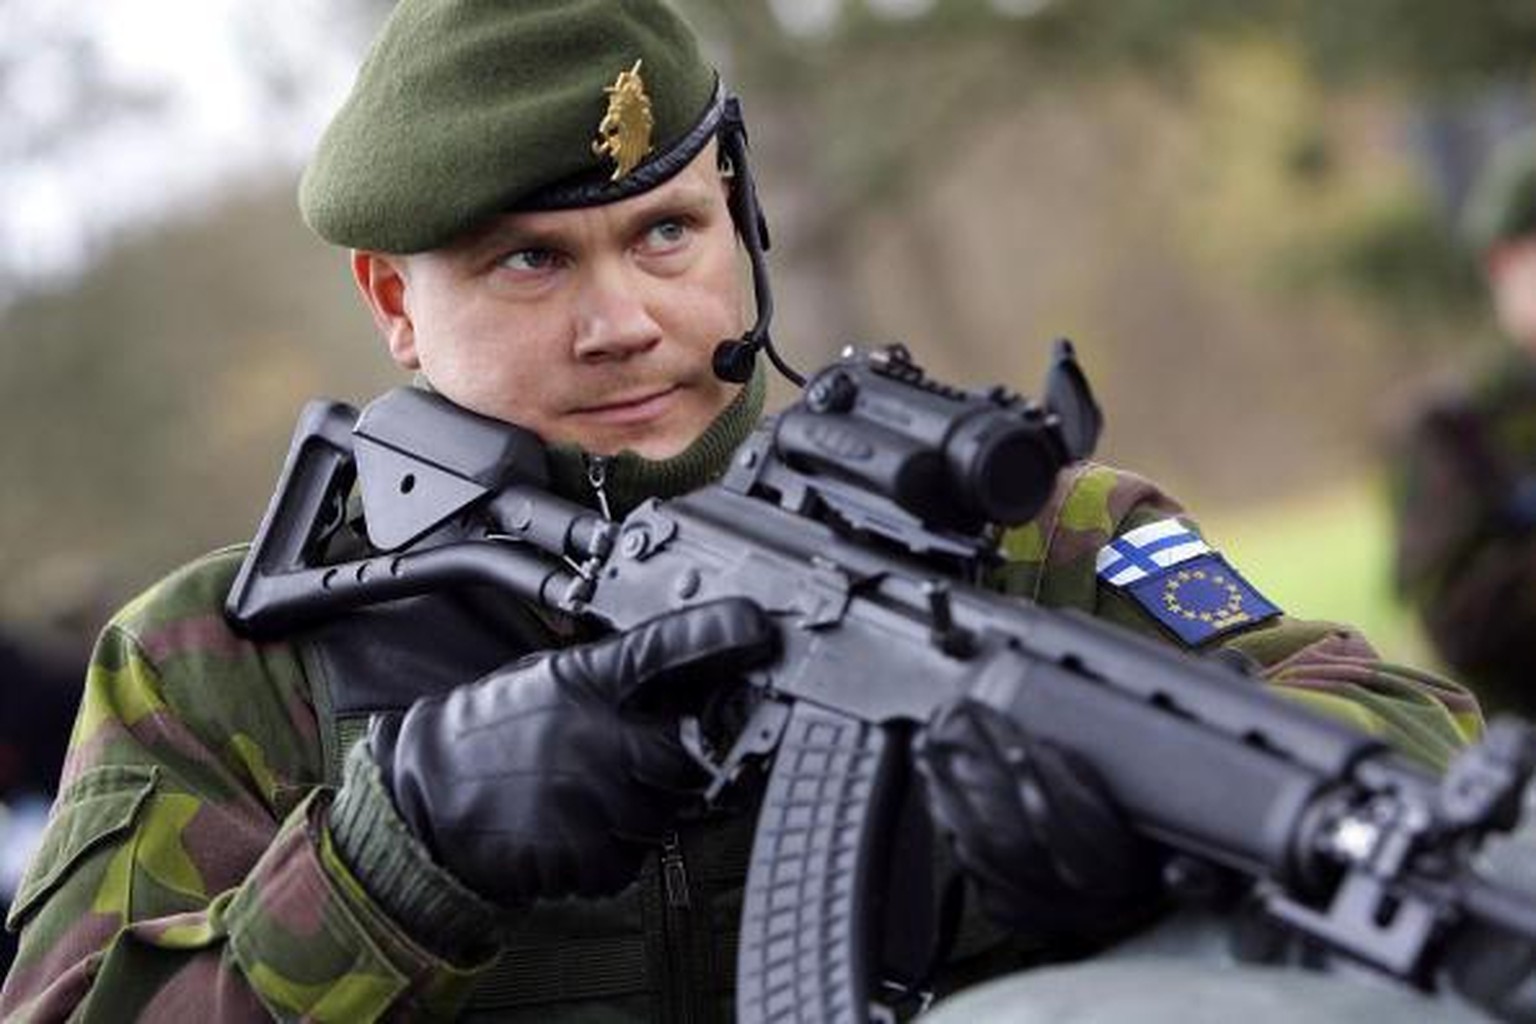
[
  {"left": 1281, "top": 198, "right": 1488, "bottom": 333},
  {"left": 1291, "top": 0, "right": 1536, "bottom": 89},
  {"left": 668, "top": 0, "right": 1534, "bottom": 336},
  {"left": 679, "top": 0, "right": 1536, "bottom": 87},
  {"left": 0, "top": 182, "right": 384, "bottom": 629}
]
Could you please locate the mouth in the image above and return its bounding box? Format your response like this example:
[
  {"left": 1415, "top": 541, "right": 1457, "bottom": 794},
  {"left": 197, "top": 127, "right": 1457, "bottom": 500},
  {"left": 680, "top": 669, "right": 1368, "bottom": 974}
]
[{"left": 571, "top": 385, "right": 682, "bottom": 426}]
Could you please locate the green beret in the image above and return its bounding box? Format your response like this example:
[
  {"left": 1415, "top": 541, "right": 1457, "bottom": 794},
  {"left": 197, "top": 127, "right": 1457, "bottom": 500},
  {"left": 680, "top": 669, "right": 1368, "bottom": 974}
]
[
  {"left": 300, "top": 0, "right": 721, "bottom": 253},
  {"left": 1463, "top": 129, "right": 1536, "bottom": 252}
]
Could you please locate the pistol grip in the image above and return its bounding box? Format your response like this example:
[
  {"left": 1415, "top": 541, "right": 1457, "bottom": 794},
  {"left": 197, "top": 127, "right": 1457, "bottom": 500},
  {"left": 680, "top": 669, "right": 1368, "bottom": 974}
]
[{"left": 736, "top": 703, "right": 903, "bottom": 1024}]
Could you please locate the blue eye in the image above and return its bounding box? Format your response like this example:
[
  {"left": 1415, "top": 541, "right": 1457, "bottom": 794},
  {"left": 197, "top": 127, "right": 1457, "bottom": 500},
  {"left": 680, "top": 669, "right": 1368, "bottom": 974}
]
[
  {"left": 500, "top": 248, "right": 560, "bottom": 272},
  {"left": 644, "top": 219, "right": 689, "bottom": 250}
]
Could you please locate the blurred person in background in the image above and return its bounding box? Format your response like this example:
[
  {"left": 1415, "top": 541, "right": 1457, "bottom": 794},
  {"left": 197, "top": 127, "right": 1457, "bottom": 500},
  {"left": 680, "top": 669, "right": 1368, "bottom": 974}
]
[
  {"left": 0, "top": 629, "right": 81, "bottom": 978},
  {"left": 1393, "top": 130, "right": 1536, "bottom": 719},
  {"left": 0, "top": 1, "right": 1497, "bottom": 1020}
]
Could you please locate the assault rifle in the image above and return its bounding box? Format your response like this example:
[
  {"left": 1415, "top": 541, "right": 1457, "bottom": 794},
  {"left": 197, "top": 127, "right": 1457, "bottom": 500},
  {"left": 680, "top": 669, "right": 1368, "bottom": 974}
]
[{"left": 228, "top": 343, "right": 1536, "bottom": 1023}]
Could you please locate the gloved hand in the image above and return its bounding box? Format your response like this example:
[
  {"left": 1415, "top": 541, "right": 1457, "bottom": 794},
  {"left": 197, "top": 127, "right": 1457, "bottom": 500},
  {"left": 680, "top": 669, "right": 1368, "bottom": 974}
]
[
  {"left": 914, "top": 698, "right": 1161, "bottom": 938},
  {"left": 367, "top": 597, "right": 776, "bottom": 908}
]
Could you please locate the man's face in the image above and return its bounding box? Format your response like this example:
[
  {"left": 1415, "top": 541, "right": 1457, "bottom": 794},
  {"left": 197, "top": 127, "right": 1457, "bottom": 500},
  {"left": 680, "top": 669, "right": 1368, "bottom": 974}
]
[
  {"left": 1488, "top": 236, "right": 1536, "bottom": 350},
  {"left": 357, "top": 142, "right": 745, "bottom": 460}
]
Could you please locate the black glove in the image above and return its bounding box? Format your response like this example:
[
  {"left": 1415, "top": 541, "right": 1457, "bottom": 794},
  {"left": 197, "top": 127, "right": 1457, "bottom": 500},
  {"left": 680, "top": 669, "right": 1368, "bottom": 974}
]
[
  {"left": 368, "top": 598, "right": 775, "bottom": 908},
  {"left": 915, "top": 698, "right": 1160, "bottom": 938}
]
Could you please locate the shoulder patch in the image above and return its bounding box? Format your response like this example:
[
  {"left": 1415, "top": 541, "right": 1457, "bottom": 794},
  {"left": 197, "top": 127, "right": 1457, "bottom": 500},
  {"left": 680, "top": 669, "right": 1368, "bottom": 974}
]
[{"left": 1096, "top": 518, "right": 1281, "bottom": 645}]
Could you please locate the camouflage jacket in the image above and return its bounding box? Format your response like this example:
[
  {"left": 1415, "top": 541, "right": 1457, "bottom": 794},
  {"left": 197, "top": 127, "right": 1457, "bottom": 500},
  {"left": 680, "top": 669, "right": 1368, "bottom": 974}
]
[
  {"left": 1392, "top": 345, "right": 1536, "bottom": 716},
  {"left": 3, "top": 462, "right": 1481, "bottom": 1022}
]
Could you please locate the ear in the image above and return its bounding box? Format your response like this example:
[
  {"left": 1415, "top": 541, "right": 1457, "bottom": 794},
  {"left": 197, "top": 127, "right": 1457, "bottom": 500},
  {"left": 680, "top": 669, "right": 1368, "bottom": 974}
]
[{"left": 352, "top": 250, "right": 419, "bottom": 369}]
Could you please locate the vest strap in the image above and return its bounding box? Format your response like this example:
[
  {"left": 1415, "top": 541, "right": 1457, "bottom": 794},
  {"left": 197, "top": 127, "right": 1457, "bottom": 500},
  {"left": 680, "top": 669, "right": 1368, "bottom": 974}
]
[{"left": 470, "top": 934, "right": 654, "bottom": 1008}]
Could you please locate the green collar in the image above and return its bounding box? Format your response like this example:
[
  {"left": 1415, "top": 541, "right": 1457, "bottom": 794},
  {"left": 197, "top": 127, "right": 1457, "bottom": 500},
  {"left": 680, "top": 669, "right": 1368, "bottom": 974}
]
[{"left": 545, "top": 364, "right": 767, "bottom": 518}]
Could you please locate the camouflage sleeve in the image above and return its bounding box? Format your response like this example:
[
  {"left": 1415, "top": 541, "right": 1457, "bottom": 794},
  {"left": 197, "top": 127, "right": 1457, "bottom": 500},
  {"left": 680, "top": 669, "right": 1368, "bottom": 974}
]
[
  {"left": 1390, "top": 401, "right": 1536, "bottom": 711},
  {"left": 993, "top": 463, "right": 1482, "bottom": 772},
  {"left": 0, "top": 551, "right": 489, "bottom": 1022}
]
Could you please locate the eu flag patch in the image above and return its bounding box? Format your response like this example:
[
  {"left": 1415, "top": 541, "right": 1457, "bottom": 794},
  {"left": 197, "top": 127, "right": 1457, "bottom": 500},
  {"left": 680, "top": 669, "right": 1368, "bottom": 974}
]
[{"left": 1123, "top": 552, "right": 1281, "bottom": 646}]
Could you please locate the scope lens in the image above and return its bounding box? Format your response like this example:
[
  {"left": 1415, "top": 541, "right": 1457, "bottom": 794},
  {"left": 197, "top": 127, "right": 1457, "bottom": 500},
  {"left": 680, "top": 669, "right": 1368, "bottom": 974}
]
[{"left": 952, "top": 414, "right": 1065, "bottom": 526}]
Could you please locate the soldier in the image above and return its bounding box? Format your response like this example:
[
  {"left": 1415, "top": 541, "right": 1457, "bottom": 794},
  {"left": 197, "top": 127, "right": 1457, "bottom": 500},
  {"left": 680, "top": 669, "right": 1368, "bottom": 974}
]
[
  {"left": 1393, "top": 130, "right": 1536, "bottom": 719},
  {"left": 2, "top": 1, "right": 1484, "bottom": 1020},
  {"left": 0, "top": 628, "right": 79, "bottom": 979}
]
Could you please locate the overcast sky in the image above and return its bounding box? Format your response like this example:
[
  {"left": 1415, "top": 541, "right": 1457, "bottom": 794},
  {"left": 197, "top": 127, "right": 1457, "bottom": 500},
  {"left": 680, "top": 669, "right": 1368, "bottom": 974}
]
[{"left": 0, "top": 0, "right": 373, "bottom": 296}]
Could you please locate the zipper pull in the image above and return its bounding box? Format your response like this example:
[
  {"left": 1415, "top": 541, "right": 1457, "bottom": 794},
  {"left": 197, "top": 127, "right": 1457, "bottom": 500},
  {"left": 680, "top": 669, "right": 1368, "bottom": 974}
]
[
  {"left": 586, "top": 455, "right": 614, "bottom": 521},
  {"left": 661, "top": 832, "right": 691, "bottom": 908}
]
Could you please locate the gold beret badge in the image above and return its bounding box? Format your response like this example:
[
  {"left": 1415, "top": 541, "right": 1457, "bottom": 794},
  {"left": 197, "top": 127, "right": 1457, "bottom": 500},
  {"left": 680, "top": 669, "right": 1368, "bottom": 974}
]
[{"left": 592, "top": 59, "right": 655, "bottom": 181}]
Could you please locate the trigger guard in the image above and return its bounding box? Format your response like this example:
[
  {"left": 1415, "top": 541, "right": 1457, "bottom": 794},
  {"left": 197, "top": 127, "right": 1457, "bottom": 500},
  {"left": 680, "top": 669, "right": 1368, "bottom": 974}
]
[
  {"left": 685, "top": 700, "right": 792, "bottom": 804},
  {"left": 680, "top": 715, "right": 728, "bottom": 790}
]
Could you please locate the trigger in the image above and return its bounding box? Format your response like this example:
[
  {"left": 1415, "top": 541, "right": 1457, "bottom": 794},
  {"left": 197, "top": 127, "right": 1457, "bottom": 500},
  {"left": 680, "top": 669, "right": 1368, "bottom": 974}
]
[
  {"left": 680, "top": 715, "right": 730, "bottom": 797},
  {"left": 682, "top": 700, "right": 792, "bottom": 804}
]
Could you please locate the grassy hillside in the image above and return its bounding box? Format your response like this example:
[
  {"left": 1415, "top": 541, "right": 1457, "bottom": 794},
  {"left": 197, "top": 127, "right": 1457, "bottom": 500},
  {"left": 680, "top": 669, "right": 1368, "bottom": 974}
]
[{"left": 1200, "top": 477, "right": 1436, "bottom": 670}]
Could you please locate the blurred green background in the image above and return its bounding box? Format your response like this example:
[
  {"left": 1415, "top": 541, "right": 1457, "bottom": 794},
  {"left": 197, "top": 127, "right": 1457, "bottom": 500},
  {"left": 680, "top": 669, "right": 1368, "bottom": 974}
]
[{"left": 2, "top": 0, "right": 1534, "bottom": 680}]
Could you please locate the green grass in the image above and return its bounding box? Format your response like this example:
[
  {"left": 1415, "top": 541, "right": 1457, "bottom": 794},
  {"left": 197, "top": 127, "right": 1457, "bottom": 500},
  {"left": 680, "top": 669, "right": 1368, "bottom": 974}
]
[{"left": 1198, "top": 477, "right": 1438, "bottom": 670}]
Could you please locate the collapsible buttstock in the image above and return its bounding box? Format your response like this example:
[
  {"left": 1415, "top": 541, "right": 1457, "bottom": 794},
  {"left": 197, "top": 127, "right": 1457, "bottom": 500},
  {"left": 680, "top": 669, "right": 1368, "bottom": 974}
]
[
  {"left": 736, "top": 703, "right": 903, "bottom": 1024},
  {"left": 226, "top": 400, "right": 358, "bottom": 636}
]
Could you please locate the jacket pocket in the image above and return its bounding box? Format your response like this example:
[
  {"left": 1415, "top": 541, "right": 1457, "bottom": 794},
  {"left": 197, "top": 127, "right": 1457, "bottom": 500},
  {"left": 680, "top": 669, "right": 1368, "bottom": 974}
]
[{"left": 5, "top": 764, "right": 158, "bottom": 930}]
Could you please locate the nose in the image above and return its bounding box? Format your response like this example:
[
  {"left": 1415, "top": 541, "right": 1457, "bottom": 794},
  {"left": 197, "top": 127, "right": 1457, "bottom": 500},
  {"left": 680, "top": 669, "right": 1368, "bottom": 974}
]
[{"left": 572, "top": 259, "right": 662, "bottom": 364}]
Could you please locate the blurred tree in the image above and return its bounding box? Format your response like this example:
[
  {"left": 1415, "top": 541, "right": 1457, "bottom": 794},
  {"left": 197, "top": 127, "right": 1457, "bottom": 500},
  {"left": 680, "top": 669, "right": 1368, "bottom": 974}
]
[
  {"left": 0, "top": 182, "right": 385, "bottom": 627},
  {"left": 0, "top": 0, "right": 378, "bottom": 303},
  {"left": 0, "top": 3, "right": 166, "bottom": 299},
  {"left": 671, "top": 0, "right": 1535, "bottom": 348},
  {"left": 0, "top": 3, "right": 161, "bottom": 158},
  {"left": 1292, "top": 0, "right": 1536, "bottom": 89}
]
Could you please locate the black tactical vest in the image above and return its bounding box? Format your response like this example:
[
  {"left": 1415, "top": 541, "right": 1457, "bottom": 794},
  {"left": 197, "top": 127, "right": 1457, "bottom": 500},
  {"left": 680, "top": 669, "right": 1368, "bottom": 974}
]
[{"left": 300, "top": 584, "right": 757, "bottom": 1021}]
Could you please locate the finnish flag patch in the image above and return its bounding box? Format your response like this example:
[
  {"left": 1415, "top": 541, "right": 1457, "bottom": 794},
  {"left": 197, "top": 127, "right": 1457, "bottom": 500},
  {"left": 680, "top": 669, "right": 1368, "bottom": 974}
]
[
  {"left": 1095, "top": 519, "right": 1211, "bottom": 586},
  {"left": 1096, "top": 518, "right": 1281, "bottom": 646}
]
